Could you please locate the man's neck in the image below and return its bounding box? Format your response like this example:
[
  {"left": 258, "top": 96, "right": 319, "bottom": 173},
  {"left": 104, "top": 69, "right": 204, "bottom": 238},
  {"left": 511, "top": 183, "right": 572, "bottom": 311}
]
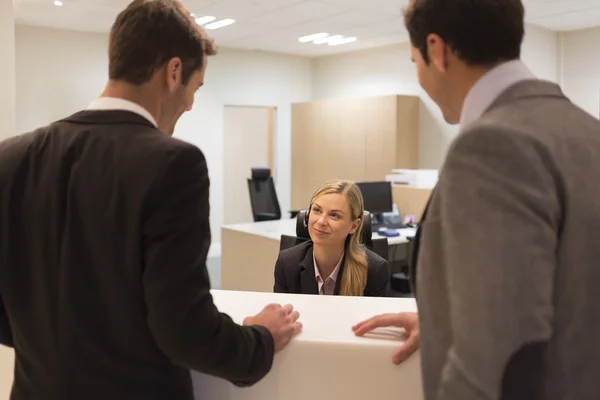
[
  {"left": 101, "top": 80, "right": 161, "bottom": 127},
  {"left": 313, "top": 244, "right": 344, "bottom": 278}
]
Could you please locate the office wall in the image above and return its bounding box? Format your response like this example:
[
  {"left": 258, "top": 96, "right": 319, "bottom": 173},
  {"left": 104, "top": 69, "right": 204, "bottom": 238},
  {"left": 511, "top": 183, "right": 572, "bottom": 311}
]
[
  {"left": 311, "top": 24, "right": 560, "bottom": 169},
  {"left": 560, "top": 27, "right": 600, "bottom": 118},
  {"left": 15, "top": 25, "right": 313, "bottom": 248}
]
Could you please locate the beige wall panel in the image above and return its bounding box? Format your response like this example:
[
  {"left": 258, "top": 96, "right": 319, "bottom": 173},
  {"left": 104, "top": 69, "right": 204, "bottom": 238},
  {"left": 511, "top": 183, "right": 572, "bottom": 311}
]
[{"left": 292, "top": 95, "right": 421, "bottom": 209}]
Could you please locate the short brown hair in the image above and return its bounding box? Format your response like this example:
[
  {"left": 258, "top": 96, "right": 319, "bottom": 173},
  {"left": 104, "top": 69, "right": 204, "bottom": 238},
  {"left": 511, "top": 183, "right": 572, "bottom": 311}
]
[
  {"left": 108, "top": 0, "right": 217, "bottom": 85},
  {"left": 405, "top": 0, "right": 524, "bottom": 66}
]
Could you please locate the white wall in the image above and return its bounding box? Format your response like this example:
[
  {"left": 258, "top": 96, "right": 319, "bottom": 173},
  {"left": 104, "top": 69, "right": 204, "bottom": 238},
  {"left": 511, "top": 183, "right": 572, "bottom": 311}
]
[
  {"left": 17, "top": 22, "right": 596, "bottom": 249},
  {"left": 560, "top": 27, "right": 600, "bottom": 118},
  {"left": 175, "top": 48, "right": 312, "bottom": 244},
  {"left": 15, "top": 25, "right": 313, "bottom": 248},
  {"left": 311, "top": 24, "right": 560, "bottom": 169},
  {"left": 16, "top": 26, "right": 108, "bottom": 132}
]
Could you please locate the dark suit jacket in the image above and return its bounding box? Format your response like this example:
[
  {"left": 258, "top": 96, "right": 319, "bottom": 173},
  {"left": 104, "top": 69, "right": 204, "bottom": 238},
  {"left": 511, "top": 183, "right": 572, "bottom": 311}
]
[
  {"left": 0, "top": 110, "right": 273, "bottom": 400},
  {"left": 412, "top": 80, "right": 600, "bottom": 400},
  {"left": 273, "top": 241, "right": 391, "bottom": 296}
]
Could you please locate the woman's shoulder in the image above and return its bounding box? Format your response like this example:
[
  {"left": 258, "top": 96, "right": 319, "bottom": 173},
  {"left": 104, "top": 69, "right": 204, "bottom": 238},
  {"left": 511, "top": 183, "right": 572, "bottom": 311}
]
[
  {"left": 364, "top": 247, "right": 389, "bottom": 268},
  {"left": 278, "top": 240, "right": 313, "bottom": 263}
]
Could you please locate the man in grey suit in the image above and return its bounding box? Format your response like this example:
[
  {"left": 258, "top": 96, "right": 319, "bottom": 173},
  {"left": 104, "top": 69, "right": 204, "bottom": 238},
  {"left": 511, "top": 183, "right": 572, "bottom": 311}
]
[{"left": 354, "top": 0, "right": 600, "bottom": 399}]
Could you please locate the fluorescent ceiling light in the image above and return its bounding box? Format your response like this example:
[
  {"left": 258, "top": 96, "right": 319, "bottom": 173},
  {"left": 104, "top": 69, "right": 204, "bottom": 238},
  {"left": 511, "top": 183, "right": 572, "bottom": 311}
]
[
  {"left": 204, "top": 18, "right": 236, "bottom": 30},
  {"left": 53, "top": 0, "right": 63, "bottom": 6},
  {"left": 329, "top": 36, "right": 357, "bottom": 46},
  {"left": 195, "top": 16, "right": 216, "bottom": 25},
  {"left": 298, "top": 33, "right": 329, "bottom": 43},
  {"left": 313, "top": 34, "right": 343, "bottom": 45}
]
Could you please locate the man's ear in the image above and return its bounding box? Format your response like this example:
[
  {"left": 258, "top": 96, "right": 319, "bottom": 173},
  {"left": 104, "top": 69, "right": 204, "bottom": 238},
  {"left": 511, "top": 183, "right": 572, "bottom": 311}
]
[
  {"left": 426, "top": 33, "right": 449, "bottom": 73},
  {"left": 164, "top": 57, "right": 183, "bottom": 92}
]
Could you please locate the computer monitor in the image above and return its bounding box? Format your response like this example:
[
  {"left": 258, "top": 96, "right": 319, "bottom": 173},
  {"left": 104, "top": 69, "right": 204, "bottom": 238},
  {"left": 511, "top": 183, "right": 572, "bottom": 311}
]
[{"left": 356, "top": 181, "right": 393, "bottom": 215}]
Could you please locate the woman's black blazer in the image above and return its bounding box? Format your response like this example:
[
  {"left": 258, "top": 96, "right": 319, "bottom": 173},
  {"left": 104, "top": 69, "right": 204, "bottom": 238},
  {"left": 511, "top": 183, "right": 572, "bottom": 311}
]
[{"left": 273, "top": 241, "right": 391, "bottom": 297}]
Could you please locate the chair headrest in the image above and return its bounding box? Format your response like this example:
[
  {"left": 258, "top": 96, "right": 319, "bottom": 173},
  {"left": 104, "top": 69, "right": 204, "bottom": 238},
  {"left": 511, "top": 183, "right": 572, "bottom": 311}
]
[
  {"left": 296, "top": 209, "right": 372, "bottom": 243},
  {"left": 251, "top": 167, "right": 271, "bottom": 181}
]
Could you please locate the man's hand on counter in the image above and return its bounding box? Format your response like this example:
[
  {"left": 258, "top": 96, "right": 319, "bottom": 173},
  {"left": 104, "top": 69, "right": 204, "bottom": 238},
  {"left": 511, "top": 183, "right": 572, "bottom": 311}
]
[
  {"left": 352, "top": 312, "right": 420, "bottom": 365},
  {"left": 243, "top": 303, "right": 302, "bottom": 352}
]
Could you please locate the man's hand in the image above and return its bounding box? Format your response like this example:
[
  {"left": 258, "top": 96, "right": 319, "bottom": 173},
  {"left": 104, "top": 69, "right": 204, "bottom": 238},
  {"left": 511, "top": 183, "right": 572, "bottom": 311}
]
[
  {"left": 244, "top": 304, "right": 302, "bottom": 352},
  {"left": 352, "top": 312, "right": 420, "bottom": 365}
]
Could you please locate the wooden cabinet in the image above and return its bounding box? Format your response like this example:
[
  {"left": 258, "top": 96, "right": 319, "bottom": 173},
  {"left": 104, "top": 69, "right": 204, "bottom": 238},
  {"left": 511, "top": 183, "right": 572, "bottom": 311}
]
[{"left": 291, "top": 95, "right": 420, "bottom": 209}]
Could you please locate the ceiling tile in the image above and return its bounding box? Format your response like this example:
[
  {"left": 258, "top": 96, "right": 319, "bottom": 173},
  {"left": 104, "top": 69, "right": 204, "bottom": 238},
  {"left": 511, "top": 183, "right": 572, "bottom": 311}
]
[
  {"left": 282, "top": 19, "right": 359, "bottom": 37},
  {"left": 189, "top": 0, "right": 304, "bottom": 21},
  {"left": 523, "top": 0, "right": 600, "bottom": 19},
  {"left": 320, "top": 0, "right": 409, "bottom": 15},
  {"left": 328, "top": 9, "right": 397, "bottom": 26},
  {"left": 209, "top": 22, "right": 274, "bottom": 43},
  {"left": 251, "top": 1, "right": 352, "bottom": 27},
  {"left": 532, "top": 6, "right": 600, "bottom": 30}
]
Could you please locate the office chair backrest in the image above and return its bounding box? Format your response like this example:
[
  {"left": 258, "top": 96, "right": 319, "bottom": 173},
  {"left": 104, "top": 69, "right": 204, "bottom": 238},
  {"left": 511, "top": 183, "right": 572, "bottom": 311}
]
[
  {"left": 247, "top": 167, "right": 282, "bottom": 222},
  {"left": 365, "top": 237, "right": 388, "bottom": 260},
  {"left": 295, "top": 209, "right": 373, "bottom": 244}
]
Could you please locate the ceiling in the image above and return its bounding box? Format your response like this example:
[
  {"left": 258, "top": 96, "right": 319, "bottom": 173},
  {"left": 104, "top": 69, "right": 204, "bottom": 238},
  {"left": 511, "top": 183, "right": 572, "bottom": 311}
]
[{"left": 13, "top": 0, "right": 600, "bottom": 57}]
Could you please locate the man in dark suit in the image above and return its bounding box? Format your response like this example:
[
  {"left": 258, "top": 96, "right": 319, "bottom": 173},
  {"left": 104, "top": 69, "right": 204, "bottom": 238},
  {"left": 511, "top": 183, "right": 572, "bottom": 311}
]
[
  {"left": 0, "top": 1, "right": 301, "bottom": 399},
  {"left": 355, "top": 0, "right": 600, "bottom": 399}
]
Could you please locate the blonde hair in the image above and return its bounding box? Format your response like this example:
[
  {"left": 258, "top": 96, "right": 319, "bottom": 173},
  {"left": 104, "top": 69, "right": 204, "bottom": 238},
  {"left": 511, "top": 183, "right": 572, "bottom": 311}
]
[{"left": 310, "top": 180, "right": 368, "bottom": 297}]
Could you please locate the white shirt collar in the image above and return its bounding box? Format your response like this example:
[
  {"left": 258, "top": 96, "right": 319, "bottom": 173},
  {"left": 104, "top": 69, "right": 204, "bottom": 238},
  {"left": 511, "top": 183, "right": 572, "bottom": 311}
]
[
  {"left": 460, "top": 60, "right": 537, "bottom": 128},
  {"left": 87, "top": 97, "right": 158, "bottom": 128}
]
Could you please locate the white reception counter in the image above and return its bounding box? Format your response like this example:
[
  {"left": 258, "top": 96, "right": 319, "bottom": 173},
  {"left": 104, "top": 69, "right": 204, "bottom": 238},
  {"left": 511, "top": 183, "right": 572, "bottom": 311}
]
[{"left": 192, "top": 290, "right": 423, "bottom": 400}]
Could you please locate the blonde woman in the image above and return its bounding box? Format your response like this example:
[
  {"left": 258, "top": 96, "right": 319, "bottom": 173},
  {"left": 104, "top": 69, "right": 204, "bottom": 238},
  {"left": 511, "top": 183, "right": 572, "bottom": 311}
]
[{"left": 274, "top": 180, "right": 391, "bottom": 296}]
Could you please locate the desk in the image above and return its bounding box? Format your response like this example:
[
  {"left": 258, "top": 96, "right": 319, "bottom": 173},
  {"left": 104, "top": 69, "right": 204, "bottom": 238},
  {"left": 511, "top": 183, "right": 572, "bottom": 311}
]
[
  {"left": 192, "top": 290, "right": 423, "bottom": 400},
  {"left": 221, "top": 219, "right": 414, "bottom": 293},
  {"left": 0, "top": 347, "right": 13, "bottom": 399}
]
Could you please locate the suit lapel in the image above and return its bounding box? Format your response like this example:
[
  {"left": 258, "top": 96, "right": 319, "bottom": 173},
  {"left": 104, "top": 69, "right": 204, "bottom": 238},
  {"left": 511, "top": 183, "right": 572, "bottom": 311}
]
[
  {"left": 299, "top": 247, "right": 319, "bottom": 295},
  {"left": 409, "top": 187, "right": 435, "bottom": 295}
]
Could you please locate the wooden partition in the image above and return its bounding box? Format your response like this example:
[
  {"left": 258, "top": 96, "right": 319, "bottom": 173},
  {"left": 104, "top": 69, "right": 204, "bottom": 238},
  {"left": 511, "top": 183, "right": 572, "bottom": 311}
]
[
  {"left": 392, "top": 185, "right": 432, "bottom": 220},
  {"left": 291, "top": 95, "right": 420, "bottom": 209}
]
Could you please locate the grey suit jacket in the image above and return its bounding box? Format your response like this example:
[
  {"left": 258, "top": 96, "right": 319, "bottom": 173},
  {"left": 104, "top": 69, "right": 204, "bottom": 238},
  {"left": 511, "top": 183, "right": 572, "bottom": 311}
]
[{"left": 415, "top": 80, "right": 600, "bottom": 400}]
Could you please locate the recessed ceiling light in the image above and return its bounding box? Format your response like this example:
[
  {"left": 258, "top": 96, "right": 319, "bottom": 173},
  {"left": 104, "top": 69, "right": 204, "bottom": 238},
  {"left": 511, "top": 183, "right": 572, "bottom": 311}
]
[
  {"left": 313, "top": 34, "right": 343, "bottom": 45},
  {"left": 204, "top": 18, "right": 236, "bottom": 30},
  {"left": 195, "top": 16, "right": 216, "bottom": 25},
  {"left": 298, "top": 32, "right": 357, "bottom": 46},
  {"left": 53, "top": 0, "right": 63, "bottom": 6},
  {"left": 329, "top": 36, "right": 357, "bottom": 46},
  {"left": 298, "top": 33, "right": 329, "bottom": 43}
]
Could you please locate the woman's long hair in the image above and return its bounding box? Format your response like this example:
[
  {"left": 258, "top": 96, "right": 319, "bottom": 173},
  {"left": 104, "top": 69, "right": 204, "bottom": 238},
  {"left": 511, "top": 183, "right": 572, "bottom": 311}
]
[{"left": 310, "top": 180, "right": 368, "bottom": 297}]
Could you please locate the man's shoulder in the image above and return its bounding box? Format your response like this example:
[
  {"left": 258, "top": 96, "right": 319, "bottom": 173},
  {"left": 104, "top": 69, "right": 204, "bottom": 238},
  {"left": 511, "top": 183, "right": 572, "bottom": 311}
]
[
  {"left": 0, "top": 127, "right": 47, "bottom": 165},
  {"left": 365, "top": 247, "right": 387, "bottom": 269},
  {"left": 472, "top": 86, "right": 600, "bottom": 144},
  {"left": 155, "top": 136, "right": 207, "bottom": 173}
]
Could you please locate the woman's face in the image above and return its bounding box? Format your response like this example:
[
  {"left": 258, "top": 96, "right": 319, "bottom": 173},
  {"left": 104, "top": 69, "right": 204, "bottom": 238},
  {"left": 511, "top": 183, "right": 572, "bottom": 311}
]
[{"left": 308, "top": 193, "right": 360, "bottom": 247}]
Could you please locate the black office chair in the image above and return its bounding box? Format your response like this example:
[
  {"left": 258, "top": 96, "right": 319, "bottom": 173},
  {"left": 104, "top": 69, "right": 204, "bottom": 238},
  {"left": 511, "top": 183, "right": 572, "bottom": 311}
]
[
  {"left": 279, "top": 209, "right": 389, "bottom": 260},
  {"left": 247, "top": 167, "right": 281, "bottom": 222},
  {"left": 389, "top": 236, "right": 415, "bottom": 297}
]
